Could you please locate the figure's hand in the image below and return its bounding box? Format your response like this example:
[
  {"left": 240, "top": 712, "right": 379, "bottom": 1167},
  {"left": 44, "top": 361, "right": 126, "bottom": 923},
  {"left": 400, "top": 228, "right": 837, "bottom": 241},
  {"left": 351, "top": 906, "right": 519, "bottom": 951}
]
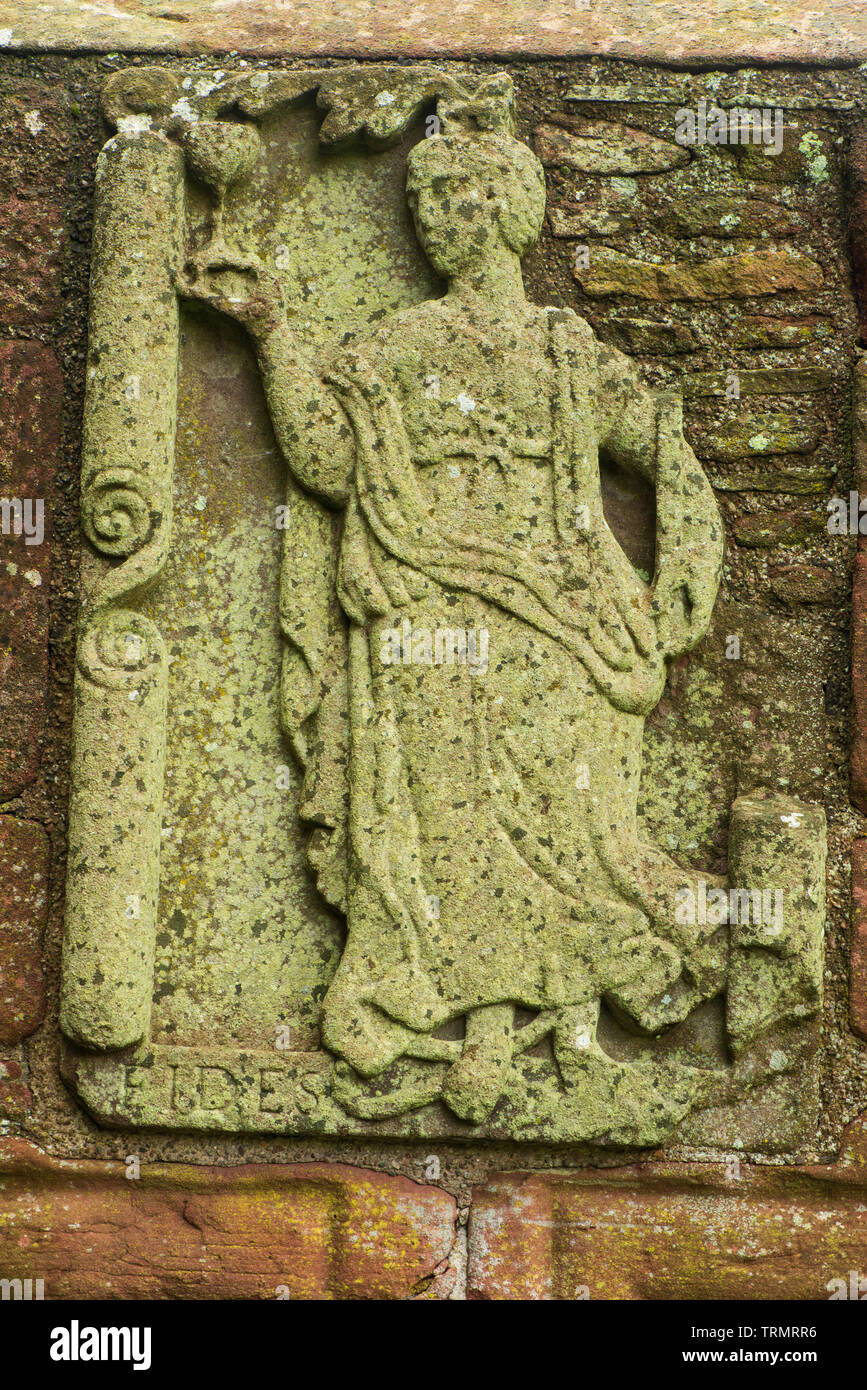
[{"left": 174, "top": 253, "right": 285, "bottom": 335}]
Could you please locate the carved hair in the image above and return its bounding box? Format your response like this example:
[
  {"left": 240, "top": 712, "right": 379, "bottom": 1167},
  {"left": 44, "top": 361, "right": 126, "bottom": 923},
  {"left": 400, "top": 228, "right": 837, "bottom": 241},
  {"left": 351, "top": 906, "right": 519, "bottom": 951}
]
[{"left": 406, "top": 130, "right": 547, "bottom": 257}]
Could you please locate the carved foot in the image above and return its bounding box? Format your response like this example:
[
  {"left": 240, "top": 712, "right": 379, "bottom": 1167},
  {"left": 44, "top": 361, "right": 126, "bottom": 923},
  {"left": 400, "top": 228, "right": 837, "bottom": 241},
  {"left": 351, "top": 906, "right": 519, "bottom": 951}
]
[
  {"left": 332, "top": 1058, "right": 446, "bottom": 1119},
  {"left": 320, "top": 995, "right": 418, "bottom": 1078},
  {"left": 552, "top": 1000, "right": 698, "bottom": 1143},
  {"left": 441, "top": 1003, "right": 515, "bottom": 1123}
]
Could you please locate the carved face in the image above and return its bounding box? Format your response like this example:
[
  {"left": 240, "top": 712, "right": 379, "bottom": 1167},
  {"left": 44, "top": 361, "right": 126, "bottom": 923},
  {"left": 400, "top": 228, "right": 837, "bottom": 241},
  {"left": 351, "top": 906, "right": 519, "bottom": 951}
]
[
  {"left": 406, "top": 169, "right": 502, "bottom": 276},
  {"left": 406, "top": 132, "right": 547, "bottom": 276}
]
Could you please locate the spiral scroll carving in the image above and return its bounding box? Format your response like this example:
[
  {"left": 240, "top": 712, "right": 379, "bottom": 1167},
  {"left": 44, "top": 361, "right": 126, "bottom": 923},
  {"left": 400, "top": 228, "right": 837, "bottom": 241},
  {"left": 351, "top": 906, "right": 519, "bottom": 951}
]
[
  {"left": 81, "top": 468, "right": 159, "bottom": 559},
  {"left": 77, "top": 608, "right": 166, "bottom": 691}
]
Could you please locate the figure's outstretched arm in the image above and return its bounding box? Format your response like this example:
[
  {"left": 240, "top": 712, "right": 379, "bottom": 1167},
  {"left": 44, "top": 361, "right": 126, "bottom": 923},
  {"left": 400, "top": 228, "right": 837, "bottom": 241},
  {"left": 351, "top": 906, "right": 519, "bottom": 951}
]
[{"left": 176, "top": 255, "right": 354, "bottom": 506}]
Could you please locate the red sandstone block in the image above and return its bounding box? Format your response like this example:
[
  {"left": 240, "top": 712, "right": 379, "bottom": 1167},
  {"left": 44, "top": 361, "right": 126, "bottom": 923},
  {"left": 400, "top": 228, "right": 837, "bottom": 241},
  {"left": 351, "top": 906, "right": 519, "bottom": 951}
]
[
  {"left": 853, "top": 363, "right": 867, "bottom": 815},
  {"left": 0, "top": 341, "right": 61, "bottom": 798},
  {"left": 850, "top": 126, "right": 867, "bottom": 347},
  {"left": 0, "top": 82, "right": 69, "bottom": 324},
  {"left": 0, "top": 816, "right": 49, "bottom": 1044},
  {"left": 0, "top": 1056, "right": 32, "bottom": 1118},
  {"left": 851, "top": 551, "right": 867, "bottom": 814},
  {"left": 468, "top": 1157, "right": 867, "bottom": 1299},
  {"left": 0, "top": 195, "right": 66, "bottom": 326},
  {"left": 851, "top": 839, "right": 867, "bottom": 1041},
  {"left": 5, "top": 2, "right": 867, "bottom": 64},
  {"left": 0, "top": 1143, "right": 457, "bottom": 1300}
]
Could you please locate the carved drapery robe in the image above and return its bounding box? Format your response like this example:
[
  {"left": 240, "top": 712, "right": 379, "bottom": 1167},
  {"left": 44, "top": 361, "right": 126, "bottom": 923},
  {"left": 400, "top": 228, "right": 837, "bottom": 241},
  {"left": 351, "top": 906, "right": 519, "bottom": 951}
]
[{"left": 279, "top": 306, "right": 725, "bottom": 1077}]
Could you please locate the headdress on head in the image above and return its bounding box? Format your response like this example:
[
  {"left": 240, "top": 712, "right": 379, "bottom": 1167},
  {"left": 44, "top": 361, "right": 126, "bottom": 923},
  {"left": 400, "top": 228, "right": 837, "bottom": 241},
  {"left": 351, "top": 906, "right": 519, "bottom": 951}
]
[
  {"left": 406, "top": 73, "right": 546, "bottom": 256},
  {"left": 437, "top": 72, "right": 518, "bottom": 136}
]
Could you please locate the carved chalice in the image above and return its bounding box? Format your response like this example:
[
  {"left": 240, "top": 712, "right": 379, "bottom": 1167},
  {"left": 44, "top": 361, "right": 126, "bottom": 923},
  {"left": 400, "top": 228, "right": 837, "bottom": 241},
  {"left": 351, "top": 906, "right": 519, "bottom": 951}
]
[{"left": 181, "top": 119, "right": 263, "bottom": 303}]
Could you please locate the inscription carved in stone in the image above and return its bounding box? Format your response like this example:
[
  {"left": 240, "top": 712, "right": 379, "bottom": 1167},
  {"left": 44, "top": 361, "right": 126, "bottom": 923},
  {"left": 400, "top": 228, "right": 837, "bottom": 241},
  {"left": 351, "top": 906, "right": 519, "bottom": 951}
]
[{"left": 59, "top": 66, "right": 826, "bottom": 1146}]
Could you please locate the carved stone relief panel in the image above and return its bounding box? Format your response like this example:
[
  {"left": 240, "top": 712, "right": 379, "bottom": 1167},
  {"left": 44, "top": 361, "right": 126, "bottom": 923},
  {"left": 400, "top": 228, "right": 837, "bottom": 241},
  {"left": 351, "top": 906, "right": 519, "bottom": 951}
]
[{"left": 60, "top": 64, "right": 827, "bottom": 1148}]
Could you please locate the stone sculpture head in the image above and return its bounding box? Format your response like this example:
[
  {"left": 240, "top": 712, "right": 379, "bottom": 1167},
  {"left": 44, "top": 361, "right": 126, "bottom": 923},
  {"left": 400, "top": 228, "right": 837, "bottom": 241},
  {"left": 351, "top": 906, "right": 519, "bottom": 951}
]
[{"left": 405, "top": 75, "right": 546, "bottom": 278}]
